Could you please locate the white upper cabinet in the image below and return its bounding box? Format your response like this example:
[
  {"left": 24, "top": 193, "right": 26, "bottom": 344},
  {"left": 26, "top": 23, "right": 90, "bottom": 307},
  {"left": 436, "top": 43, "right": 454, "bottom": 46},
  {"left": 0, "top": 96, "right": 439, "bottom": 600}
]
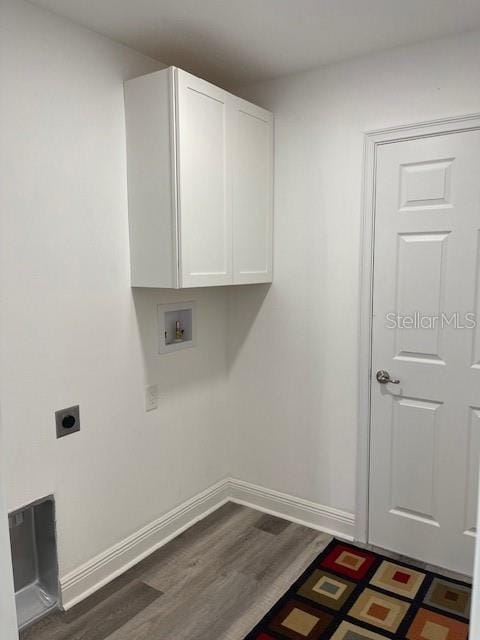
[
  {"left": 231, "top": 97, "right": 273, "bottom": 284},
  {"left": 124, "top": 67, "right": 273, "bottom": 288},
  {"left": 176, "top": 71, "right": 232, "bottom": 287}
]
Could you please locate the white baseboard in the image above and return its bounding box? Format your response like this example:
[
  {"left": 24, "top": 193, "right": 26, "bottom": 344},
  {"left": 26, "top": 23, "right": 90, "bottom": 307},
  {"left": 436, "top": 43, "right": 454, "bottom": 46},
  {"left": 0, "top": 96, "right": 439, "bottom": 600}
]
[
  {"left": 228, "top": 478, "right": 355, "bottom": 541},
  {"left": 60, "top": 477, "right": 355, "bottom": 610},
  {"left": 60, "top": 478, "right": 230, "bottom": 609}
]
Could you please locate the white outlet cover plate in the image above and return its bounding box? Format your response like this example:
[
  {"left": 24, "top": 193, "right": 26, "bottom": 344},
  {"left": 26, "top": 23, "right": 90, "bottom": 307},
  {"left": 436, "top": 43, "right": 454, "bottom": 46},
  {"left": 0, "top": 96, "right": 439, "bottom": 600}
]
[{"left": 145, "top": 384, "right": 159, "bottom": 411}]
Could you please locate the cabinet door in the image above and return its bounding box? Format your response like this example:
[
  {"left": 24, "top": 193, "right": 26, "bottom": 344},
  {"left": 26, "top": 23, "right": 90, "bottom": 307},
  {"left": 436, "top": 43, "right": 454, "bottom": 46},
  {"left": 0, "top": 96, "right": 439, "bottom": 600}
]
[
  {"left": 175, "top": 70, "right": 232, "bottom": 287},
  {"left": 232, "top": 98, "right": 273, "bottom": 284}
]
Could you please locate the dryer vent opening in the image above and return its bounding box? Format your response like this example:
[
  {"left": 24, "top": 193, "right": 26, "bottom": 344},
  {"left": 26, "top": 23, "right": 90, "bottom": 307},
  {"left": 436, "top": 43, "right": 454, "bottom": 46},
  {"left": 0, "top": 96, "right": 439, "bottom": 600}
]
[{"left": 9, "top": 496, "right": 59, "bottom": 629}]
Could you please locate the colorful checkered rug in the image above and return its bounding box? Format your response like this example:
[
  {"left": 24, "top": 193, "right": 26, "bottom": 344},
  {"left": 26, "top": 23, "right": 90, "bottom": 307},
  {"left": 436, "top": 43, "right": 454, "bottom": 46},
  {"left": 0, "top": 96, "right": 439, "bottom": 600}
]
[{"left": 245, "top": 539, "right": 471, "bottom": 640}]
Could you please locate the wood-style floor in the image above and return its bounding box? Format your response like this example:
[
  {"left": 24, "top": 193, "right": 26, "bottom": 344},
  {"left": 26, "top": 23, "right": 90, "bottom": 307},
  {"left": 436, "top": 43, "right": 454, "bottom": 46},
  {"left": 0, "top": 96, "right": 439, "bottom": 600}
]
[{"left": 22, "top": 503, "right": 331, "bottom": 640}]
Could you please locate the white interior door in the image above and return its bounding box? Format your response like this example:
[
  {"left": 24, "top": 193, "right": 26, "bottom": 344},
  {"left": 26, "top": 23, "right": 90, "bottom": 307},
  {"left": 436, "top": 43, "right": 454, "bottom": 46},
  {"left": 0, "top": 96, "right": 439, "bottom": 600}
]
[
  {"left": 175, "top": 69, "right": 232, "bottom": 287},
  {"left": 369, "top": 129, "right": 480, "bottom": 575},
  {"left": 231, "top": 97, "right": 273, "bottom": 284}
]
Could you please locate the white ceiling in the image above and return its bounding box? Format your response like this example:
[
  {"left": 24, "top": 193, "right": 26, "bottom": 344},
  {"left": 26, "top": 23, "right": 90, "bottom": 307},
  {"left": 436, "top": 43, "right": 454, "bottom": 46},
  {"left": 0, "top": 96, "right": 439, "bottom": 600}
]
[{"left": 30, "top": 0, "right": 480, "bottom": 87}]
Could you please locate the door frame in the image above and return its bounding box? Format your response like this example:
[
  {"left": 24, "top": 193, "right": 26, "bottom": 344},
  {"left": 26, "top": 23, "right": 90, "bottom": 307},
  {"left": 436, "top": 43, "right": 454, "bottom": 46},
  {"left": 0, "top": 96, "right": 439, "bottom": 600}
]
[{"left": 356, "top": 111, "right": 480, "bottom": 544}]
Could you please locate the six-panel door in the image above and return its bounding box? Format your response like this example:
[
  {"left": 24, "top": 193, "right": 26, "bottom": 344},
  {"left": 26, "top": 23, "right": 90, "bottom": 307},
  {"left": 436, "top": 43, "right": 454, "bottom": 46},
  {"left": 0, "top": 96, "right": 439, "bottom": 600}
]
[{"left": 369, "top": 130, "right": 480, "bottom": 575}]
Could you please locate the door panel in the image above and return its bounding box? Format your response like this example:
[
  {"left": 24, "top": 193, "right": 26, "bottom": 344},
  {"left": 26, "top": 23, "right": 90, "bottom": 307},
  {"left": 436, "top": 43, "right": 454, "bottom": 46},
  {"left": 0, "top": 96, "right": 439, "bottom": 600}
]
[
  {"left": 465, "top": 407, "right": 480, "bottom": 536},
  {"left": 232, "top": 98, "right": 273, "bottom": 284},
  {"left": 370, "top": 129, "right": 480, "bottom": 575},
  {"left": 395, "top": 232, "right": 449, "bottom": 361},
  {"left": 472, "top": 234, "right": 480, "bottom": 368},
  {"left": 399, "top": 159, "right": 453, "bottom": 211},
  {"left": 176, "top": 70, "right": 232, "bottom": 287},
  {"left": 390, "top": 397, "right": 441, "bottom": 525}
]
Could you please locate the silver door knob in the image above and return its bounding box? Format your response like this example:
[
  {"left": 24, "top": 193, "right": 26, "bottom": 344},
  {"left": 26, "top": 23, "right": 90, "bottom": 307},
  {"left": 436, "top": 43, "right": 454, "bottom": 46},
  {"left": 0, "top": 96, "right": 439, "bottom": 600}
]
[{"left": 376, "top": 370, "right": 400, "bottom": 384}]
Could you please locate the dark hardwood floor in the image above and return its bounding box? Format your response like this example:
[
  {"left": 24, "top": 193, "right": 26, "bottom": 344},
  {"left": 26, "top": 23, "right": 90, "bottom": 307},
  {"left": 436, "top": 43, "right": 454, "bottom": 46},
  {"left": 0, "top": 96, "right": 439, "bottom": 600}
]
[{"left": 21, "top": 503, "right": 331, "bottom": 640}]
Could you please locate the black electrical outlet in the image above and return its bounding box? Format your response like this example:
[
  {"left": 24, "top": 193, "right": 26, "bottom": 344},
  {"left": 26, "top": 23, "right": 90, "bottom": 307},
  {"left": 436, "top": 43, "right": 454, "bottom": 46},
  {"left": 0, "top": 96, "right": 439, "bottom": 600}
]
[{"left": 55, "top": 405, "right": 80, "bottom": 439}]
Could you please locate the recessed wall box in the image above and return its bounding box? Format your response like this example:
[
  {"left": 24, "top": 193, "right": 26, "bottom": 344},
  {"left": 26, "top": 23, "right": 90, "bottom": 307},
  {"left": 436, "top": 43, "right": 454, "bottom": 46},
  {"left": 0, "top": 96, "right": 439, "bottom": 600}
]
[
  {"left": 9, "top": 496, "right": 59, "bottom": 630},
  {"left": 158, "top": 301, "right": 196, "bottom": 354}
]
